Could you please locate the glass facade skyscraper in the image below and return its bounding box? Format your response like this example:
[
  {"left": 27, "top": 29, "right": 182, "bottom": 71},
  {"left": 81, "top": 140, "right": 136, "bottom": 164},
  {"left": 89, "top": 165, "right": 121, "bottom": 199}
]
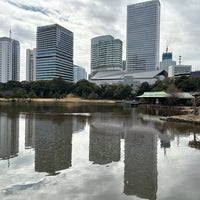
[
  {"left": 36, "top": 24, "right": 73, "bottom": 81},
  {"left": 126, "top": 0, "right": 160, "bottom": 72},
  {"left": 91, "top": 35, "right": 122, "bottom": 73},
  {"left": 26, "top": 48, "right": 36, "bottom": 81},
  {"left": 0, "top": 37, "right": 20, "bottom": 83},
  {"left": 73, "top": 65, "right": 87, "bottom": 83}
]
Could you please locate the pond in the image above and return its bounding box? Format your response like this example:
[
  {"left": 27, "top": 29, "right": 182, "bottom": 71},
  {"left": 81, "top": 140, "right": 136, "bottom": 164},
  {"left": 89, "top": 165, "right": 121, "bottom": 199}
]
[{"left": 0, "top": 102, "right": 200, "bottom": 200}]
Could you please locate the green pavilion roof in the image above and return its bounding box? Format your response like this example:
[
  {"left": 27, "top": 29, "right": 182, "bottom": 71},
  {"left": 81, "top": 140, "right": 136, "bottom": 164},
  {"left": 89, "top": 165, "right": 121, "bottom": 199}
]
[
  {"left": 137, "top": 91, "right": 170, "bottom": 98},
  {"left": 174, "top": 92, "right": 194, "bottom": 99},
  {"left": 137, "top": 91, "right": 194, "bottom": 99}
]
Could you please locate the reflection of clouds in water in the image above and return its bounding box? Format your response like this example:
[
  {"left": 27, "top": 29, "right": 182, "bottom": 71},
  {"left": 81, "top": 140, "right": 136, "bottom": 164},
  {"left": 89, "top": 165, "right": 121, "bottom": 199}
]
[
  {"left": 2, "top": 179, "right": 44, "bottom": 196},
  {"left": 157, "top": 135, "right": 200, "bottom": 200},
  {"left": 1, "top": 165, "right": 124, "bottom": 200},
  {"left": 72, "top": 115, "right": 87, "bottom": 134}
]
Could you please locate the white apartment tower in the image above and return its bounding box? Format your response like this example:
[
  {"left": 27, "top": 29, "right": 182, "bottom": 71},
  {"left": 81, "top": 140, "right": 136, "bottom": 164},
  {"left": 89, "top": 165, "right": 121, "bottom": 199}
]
[
  {"left": 0, "top": 37, "right": 20, "bottom": 83},
  {"left": 91, "top": 35, "right": 122, "bottom": 73},
  {"left": 26, "top": 48, "right": 36, "bottom": 81},
  {"left": 127, "top": 0, "right": 160, "bottom": 72}
]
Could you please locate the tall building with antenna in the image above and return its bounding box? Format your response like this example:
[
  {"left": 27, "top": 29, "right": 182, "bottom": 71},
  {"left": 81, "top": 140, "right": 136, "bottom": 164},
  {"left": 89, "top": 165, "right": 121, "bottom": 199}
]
[
  {"left": 162, "top": 47, "right": 172, "bottom": 61},
  {"left": 0, "top": 35, "right": 20, "bottom": 83},
  {"left": 160, "top": 47, "right": 176, "bottom": 73},
  {"left": 126, "top": 0, "right": 160, "bottom": 72}
]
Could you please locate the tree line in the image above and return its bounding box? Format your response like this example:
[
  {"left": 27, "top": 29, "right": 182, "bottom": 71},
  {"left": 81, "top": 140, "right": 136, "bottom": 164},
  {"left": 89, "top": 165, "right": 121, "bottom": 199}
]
[
  {"left": 0, "top": 78, "right": 133, "bottom": 100},
  {"left": 0, "top": 76, "right": 199, "bottom": 100},
  {"left": 136, "top": 76, "right": 200, "bottom": 96}
]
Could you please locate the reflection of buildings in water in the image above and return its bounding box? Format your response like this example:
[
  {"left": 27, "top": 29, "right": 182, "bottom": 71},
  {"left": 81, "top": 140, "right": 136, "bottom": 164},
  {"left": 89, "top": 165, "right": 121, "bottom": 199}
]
[
  {"left": 25, "top": 114, "right": 35, "bottom": 148},
  {"left": 123, "top": 108, "right": 141, "bottom": 128},
  {"left": 154, "top": 120, "right": 198, "bottom": 136},
  {"left": 159, "top": 132, "right": 171, "bottom": 156},
  {"left": 124, "top": 127, "right": 157, "bottom": 200},
  {"left": 189, "top": 133, "right": 200, "bottom": 150},
  {"left": 34, "top": 115, "right": 72, "bottom": 175},
  {"left": 72, "top": 115, "right": 86, "bottom": 133},
  {"left": 159, "top": 133, "right": 171, "bottom": 148},
  {"left": 90, "top": 108, "right": 140, "bottom": 131},
  {"left": 0, "top": 113, "right": 19, "bottom": 160},
  {"left": 89, "top": 122, "right": 121, "bottom": 165},
  {"left": 153, "top": 121, "right": 200, "bottom": 147}
]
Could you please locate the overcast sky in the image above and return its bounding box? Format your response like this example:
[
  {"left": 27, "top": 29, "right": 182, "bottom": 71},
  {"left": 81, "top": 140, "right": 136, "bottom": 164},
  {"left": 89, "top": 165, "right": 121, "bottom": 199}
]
[{"left": 0, "top": 0, "right": 199, "bottom": 80}]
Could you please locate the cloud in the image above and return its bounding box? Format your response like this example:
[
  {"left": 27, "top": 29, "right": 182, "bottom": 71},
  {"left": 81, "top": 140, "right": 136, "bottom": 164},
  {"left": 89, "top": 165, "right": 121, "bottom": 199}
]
[
  {"left": 160, "top": 0, "right": 200, "bottom": 67},
  {"left": 0, "top": 0, "right": 200, "bottom": 80},
  {"left": 5, "top": 0, "right": 49, "bottom": 15}
]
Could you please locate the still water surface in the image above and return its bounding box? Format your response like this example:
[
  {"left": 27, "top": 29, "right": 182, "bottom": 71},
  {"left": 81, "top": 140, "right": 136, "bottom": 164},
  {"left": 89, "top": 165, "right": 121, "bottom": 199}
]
[{"left": 0, "top": 103, "right": 200, "bottom": 200}]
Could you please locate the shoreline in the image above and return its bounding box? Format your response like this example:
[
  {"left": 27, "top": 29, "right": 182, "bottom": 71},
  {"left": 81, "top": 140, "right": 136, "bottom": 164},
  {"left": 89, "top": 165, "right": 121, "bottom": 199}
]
[
  {"left": 161, "top": 114, "right": 200, "bottom": 125},
  {"left": 0, "top": 97, "right": 116, "bottom": 104},
  {"left": 1, "top": 98, "right": 199, "bottom": 125}
]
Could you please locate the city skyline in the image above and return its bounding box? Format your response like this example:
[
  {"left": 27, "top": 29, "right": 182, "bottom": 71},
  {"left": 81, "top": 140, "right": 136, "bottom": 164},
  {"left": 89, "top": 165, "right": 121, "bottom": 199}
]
[{"left": 0, "top": 0, "right": 199, "bottom": 81}]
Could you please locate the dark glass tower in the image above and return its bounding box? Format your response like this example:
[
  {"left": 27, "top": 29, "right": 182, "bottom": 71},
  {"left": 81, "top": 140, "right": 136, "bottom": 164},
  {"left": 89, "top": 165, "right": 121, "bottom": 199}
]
[{"left": 36, "top": 24, "right": 73, "bottom": 81}]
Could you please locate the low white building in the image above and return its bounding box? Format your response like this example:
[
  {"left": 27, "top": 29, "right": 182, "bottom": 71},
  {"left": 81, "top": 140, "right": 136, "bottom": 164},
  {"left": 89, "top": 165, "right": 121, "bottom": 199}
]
[
  {"left": 90, "top": 70, "right": 168, "bottom": 92},
  {"left": 160, "top": 60, "right": 176, "bottom": 73},
  {"left": 168, "top": 65, "right": 192, "bottom": 77}
]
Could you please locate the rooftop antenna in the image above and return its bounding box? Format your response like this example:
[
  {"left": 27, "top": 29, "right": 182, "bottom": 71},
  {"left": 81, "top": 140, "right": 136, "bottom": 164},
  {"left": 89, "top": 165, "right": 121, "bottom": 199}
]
[
  {"left": 179, "top": 55, "right": 182, "bottom": 65},
  {"left": 166, "top": 36, "right": 173, "bottom": 53},
  {"left": 9, "top": 29, "right": 12, "bottom": 39}
]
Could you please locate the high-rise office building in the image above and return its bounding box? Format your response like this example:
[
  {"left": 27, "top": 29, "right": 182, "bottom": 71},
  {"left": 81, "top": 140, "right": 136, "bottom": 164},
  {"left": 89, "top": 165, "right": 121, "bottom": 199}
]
[
  {"left": 91, "top": 35, "right": 122, "bottom": 73},
  {"left": 36, "top": 24, "right": 73, "bottom": 81},
  {"left": 26, "top": 48, "right": 36, "bottom": 81},
  {"left": 0, "top": 37, "right": 20, "bottom": 83},
  {"left": 126, "top": 0, "right": 160, "bottom": 72},
  {"left": 73, "top": 65, "right": 87, "bottom": 83}
]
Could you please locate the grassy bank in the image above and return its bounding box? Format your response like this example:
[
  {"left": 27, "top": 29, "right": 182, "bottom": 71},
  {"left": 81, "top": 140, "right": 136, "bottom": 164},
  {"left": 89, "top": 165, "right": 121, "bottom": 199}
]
[{"left": 0, "top": 97, "right": 116, "bottom": 104}]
